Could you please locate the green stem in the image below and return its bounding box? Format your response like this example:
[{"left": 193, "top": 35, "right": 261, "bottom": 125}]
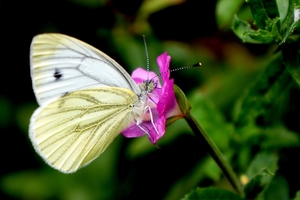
[{"left": 185, "top": 113, "right": 244, "bottom": 196}]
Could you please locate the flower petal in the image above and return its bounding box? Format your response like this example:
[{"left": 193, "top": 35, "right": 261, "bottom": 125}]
[
  {"left": 132, "top": 68, "right": 160, "bottom": 87},
  {"left": 157, "top": 52, "right": 171, "bottom": 81}
]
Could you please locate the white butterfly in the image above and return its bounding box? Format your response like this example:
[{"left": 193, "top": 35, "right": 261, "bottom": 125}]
[{"left": 29, "top": 33, "right": 154, "bottom": 173}]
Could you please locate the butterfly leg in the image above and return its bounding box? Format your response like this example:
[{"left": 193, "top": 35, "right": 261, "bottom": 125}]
[
  {"left": 146, "top": 106, "right": 159, "bottom": 136},
  {"left": 136, "top": 123, "right": 153, "bottom": 142}
]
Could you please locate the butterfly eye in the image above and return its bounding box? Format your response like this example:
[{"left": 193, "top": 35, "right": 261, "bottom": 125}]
[{"left": 146, "top": 79, "right": 158, "bottom": 93}]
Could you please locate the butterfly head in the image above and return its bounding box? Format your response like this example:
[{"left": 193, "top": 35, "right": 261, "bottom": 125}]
[{"left": 138, "top": 79, "right": 158, "bottom": 94}]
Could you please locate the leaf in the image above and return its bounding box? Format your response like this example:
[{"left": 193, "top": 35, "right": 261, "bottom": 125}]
[
  {"left": 280, "top": 2, "right": 300, "bottom": 44},
  {"left": 246, "top": 152, "right": 278, "bottom": 180},
  {"left": 232, "top": 15, "right": 266, "bottom": 43},
  {"left": 233, "top": 56, "right": 292, "bottom": 127},
  {"left": 232, "top": 15, "right": 280, "bottom": 43},
  {"left": 262, "top": 175, "right": 289, "bottom": 200},
  {"left": 244, "top": 168, "right": 275, "bottom": 199},
  {"left": 294, "top": 190, "right": 300, "bottom": 200},
  {"left": 216, "top": 0, "right": 244, "bottom": 28},
  {"left": 138, "top": 0, "right": 185, "bottom": 19},
  {"left": 247, "top": 0, "right": 269, "bottom": 29},
  {"left": 262, "top": 0, "right": 280, "bottom": 19},
  {"left": 277, "top": 0, "right": 289, "bottom": 21},
  {"left": 233, "top": 0, "right": 281, "bottom": 43},
  {"left": 242, "top": 152, "right": 279, "bottom": 199},
  {"left": 247, "top": 0, "right": 279, "bottom": 27},
  {"left": 260, "top": 125, "right": 300, "bottom": 149},
  {"left": 182, "top": 188, "right": 244, "bottom": 200}
]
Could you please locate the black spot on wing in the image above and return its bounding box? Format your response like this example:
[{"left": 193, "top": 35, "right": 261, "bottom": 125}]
[{"left": 54, "top": 68, "right": 63, "bottom": 80}]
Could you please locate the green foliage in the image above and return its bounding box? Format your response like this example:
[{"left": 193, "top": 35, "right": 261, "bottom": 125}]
[
  {"left": 280, "top": 2, "right": 300, "bottom": 44},
  {"left": 294, "top": 191, "right": 300, "bottom": 200},
  {"left": 260, "top": 175, "right": 290, "bottom": 200},
  {"left": 232, "top": 0, "right": 281, "bottom": 43},
  {"left": 232, "top": 0, "right": 300, "bottom": 44},
  {"left": 216, "top": 0, "right": 244, "bottom": 28},
  {"left": 244, "top": 169, "right": 274, "bottom": 199},
  {"left": 233, "top": 55, "right": 292, "bottom": 126},
  {"left": 233, "top": 16, "right": 280, "bottom": 43}
]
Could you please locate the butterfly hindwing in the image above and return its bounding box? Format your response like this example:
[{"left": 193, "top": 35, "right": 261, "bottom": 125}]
[
  {"left": 30, "top": 33, "right": 141, "bottom": 105},
  {"left": 30, "top": 87, "right": 138, "bottom": 173}
]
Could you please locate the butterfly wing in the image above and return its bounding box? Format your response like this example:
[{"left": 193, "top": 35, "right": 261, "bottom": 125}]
[
  {"left": 30, "top": 33, "right": 141, "bottom": 105},
  {"left": 30, "top": 87, "right": 138, "bottom": 173}
]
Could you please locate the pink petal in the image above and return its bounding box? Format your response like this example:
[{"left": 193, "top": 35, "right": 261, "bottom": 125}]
[
  {"left": 132, "top": 68, "right": 161, "bottom": 87},
  {"left": 157, "top": 52, "right": 171, "bottom": 81}
]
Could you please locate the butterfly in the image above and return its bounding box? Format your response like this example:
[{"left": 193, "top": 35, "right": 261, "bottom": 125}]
[{"left": 29, "top": 33, "right": 154, "bottom": 173}]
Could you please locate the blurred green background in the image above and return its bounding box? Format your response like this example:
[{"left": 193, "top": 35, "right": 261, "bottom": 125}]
[{"left": 1, "top": 0, "right": 300, "bottom": 199}]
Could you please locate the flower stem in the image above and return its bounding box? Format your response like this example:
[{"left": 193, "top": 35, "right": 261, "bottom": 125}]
[{"left": 185, "top": 114, "right": 244, "bottom": 196}]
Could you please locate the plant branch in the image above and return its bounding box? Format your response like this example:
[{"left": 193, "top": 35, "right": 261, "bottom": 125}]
[{"left": 185, "top": 114, "right": 244, "bottom": 196}]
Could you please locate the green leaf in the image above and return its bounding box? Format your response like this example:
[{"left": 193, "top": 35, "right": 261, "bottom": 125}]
[
  {"left": 277, "top": 0, "right": 289, "bottom": 21},
  {"left": 280, "top": 3, "right": 300, "bottom": 44},
  {"left": 233, "top": 0, "right": 281, "bottom": 43},
  {"left": 282, "top": 41, "right": 300, "bottom": 86},
  {"left": 233, "top": 56, "right": 292, "bottom": 127},
  {"left": 247, "top": 0, "right": 269, "bottom": 29},
  {"left": 262, "top": 0, "right": 280, "bottom": 19},
  {"left": 216, "top": 0, "right": 244, "bottom": 28},
  {"left": 232, "top": 16, "right": 280, "bottom": 43},
  {"left": 246, "top": 152, "right": 278, "bottom": 180},
  {"left": 232, "top": 15, "right": 266, "bottom": 43},
  {"left": 182, "top": 188, "right": 244, "bottom": 200},
  {"left": 138, "top": 0, "right": 185, "bottom": 20},
  {"left": 262, "top": 175, "right": 289, "bottom": 200},
  {"left": 241, "top": 152, "right": 280, "bottom": 199},
  {"left": 244, "top": 168, "right": 274, "bottom": 199},
  {"left": 243, "top": 28, "right": 275, "bottom": 43},
  {"left": 294, "top": 190, "right": 300, "bottom": 200},
  {"left": 260, "top": 125, "right": 300, "bottom": 149}
]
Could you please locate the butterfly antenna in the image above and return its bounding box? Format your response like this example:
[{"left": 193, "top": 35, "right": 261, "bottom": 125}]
[
  {"left": 143, "top": 35, "right": 150, "bottom": 80},
  {"left": 154, "top": 62, "right": 202, "bottom": 80},
  {"left": 170, "top": 63, "right": 201, "bottom": 73}
]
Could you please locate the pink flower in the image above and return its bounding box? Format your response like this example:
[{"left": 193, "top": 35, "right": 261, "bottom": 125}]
[{"left": 121, "top": 52, "right": 182, "bottom": 144}]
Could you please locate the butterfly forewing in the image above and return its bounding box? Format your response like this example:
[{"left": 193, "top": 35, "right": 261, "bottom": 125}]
[
  {"left": 30, "top": 87, "right": 139, "bottom": 173},
  {"left": 30, "top": 33, "right": 141, "bottom": 105}
]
